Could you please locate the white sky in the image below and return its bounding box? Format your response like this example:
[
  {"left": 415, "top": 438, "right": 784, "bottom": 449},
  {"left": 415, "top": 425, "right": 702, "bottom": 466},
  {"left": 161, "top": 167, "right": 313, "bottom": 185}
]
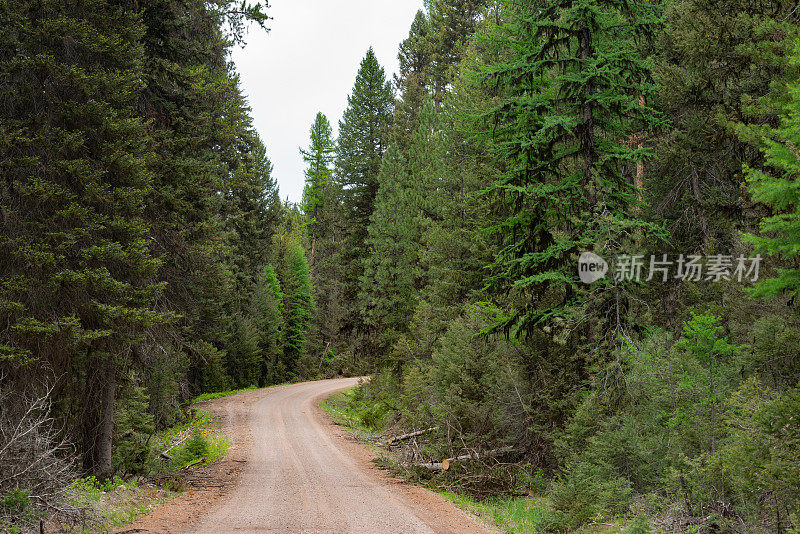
[{"left": 231, "top": 1, "right": 425, "bottom": 204}]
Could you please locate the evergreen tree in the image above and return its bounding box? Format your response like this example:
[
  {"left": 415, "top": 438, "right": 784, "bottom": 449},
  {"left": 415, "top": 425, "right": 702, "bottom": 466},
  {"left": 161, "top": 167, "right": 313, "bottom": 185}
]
[
  {"left": 306, "top": 182, "right": 348, "bottom": 363},
  {"left": 426, "top": 0, "right": 489, "bottom": 101},
  {"left": 393, "top": 10, "right": 434, "bottom": 147},
  {"left": 476, "top": 0, "right": 661, "bottom": 343},
  {"left": 648, "top": 0, "right": 799, "bottom": 253},
  {"left": 253, "top": 264, "right": 285, "bottom": 384},
  {"left": 741, "top": 62, "right": 800, "bottom": 299},
  {"left": 334, "top": 48, "right": 394, "bottom": 345},
  {"left": 675, "top": 313, "right": 740, "bottom": 454},
  {"left": 282, "top": 237, "right": 313, "bottom": 375},
  {"left": 359, "top": 102, "right": 451, "bottom": 371},
  {"left": 138, "top": 0, "right": 273, "bottom": 393},
  {"left": 416, "top": 71, "right": 495, "bottom": 332},
  {"left": 0, "top": 0, "right": 167, "bottom": 475},
  {"left": 300, "top": 112, "right": 336, "bottom": 256},
  {"left": 225, "top": 135, "right": 282, "bottom": 299},
  {"left": 359, "top": 144, "right": 417, "bottom": 345},
  {"left": 336, "top": 48, "right": 394, "bottom": 239},
  {"left": 224, "top": 314, "right": 261, "bottom": 388}
]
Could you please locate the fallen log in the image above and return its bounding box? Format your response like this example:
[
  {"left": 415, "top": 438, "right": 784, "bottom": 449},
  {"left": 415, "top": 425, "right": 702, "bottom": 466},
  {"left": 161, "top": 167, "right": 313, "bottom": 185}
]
[
  {"left": 160, "top": 429, "right": 191, "bottom": 460},
  {"left": 386, "top": 427, "right": 438, "bottom": 445},
  {"left": 418, "top": 462, "right": 444, "bottom": 471},
  {"left": 413, "top": 446, "right": 517, "bottom": 472},
  {"left": 181, "top": 456, "right": 206, "bottom": 470},
  {"left": 441, "top": 446, "right": 516, "bottom": 471}
]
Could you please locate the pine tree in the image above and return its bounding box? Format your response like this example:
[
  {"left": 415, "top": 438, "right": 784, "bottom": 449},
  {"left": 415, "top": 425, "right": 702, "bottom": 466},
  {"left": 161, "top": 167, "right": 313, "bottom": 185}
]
[
  {"left": 393, "top": 10, "right": 434, "bottom": 147},
  {"left": 359, "top": 103, "right": 449, "bottom": 370},
  {"left": 392, "top": 2, "right": 489, "bottom": 144},
  {"left": 225, "top": 135, "right": 282, "bottom": 300},
  {"left": 359, "top": 144, "right": 417, "bottom": 344},
  {"left": 336, "top": 48, "right": 394, "bottom": 238},
  {"left": 416, "top": 75, "right": 494, "bottom": 331},
  {"left": 306, "top": 182, "right": 348, "bottom": 361},
  {"left": 138, "top": 0, "right": 273, "bottom": 392},
  {"left": 334, "top": 48, "right": 394, "bottom": 345},
  {"left": 426, "top": 0, "right": 488, "bottom": 101},
  {"left": 300, "top": 112, "right": 336, "bottom": 256},
  {"left": 253, "top": 264, "right": 285, "bottom": 384},
  {"left": 282, "top": 237, "right": 313, "bottom": 375},
  {"left": 741, "top": 64, "right": 800, "bottom": 299},
  {"left": 476, "top": 0, "right": 661, "bottom": 343},
  {"left": 675, "top": 313, "right": 740, "bottom": 454},
  {"left": 649, "top": 0, "right": 799, "bottom": 253},
  {"left": 0, "top": 0, "right": 167, "bottom": 475},
  {"left": 224, "top": 314, "right": 261, "bottom": 388}
]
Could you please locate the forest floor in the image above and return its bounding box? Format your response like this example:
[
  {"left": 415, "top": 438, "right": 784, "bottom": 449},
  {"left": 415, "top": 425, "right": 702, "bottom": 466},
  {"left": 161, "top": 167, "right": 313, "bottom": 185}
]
[{"left": 119, "top": 378, "right": 493, "bottom": 533}]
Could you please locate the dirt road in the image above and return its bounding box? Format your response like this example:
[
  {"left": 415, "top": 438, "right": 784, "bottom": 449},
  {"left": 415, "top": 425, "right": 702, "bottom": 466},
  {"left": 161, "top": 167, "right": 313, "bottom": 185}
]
[{"left": 126, "top": 378, "right": 492, "bottom": 534}]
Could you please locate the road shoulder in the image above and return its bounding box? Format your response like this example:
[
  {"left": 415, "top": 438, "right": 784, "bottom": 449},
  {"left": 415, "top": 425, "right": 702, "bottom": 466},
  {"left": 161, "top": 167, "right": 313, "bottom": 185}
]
[{"left": 309, "top": 387, "right": 498, "bottom": 534}]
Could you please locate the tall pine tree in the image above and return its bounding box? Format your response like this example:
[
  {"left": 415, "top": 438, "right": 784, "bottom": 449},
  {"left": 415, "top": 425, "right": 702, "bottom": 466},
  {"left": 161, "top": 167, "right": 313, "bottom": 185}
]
[
  {"left": 0, "top": 0, "right": 167, "bottom": 475},
  {"left": 477, "top": 0, "right": 661, "bottom": 345},
  {"left": 300, "top": 112, "right": 336, "bottom": 259},
  {"left": 334, "top": 48, "right": 394, "bottom": 350}
]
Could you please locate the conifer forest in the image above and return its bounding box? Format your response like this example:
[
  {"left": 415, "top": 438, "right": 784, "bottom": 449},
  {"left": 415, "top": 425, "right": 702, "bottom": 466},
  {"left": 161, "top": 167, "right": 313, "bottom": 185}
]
[{"left": 2, "top": 0, "right": 800, "bottom": 532}]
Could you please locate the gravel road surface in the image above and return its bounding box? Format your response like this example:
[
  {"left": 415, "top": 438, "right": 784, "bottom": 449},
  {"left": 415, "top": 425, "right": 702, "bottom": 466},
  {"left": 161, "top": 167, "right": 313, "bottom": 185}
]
[{"left": 125, "top": 378, "right": 492, "bottom": 534}]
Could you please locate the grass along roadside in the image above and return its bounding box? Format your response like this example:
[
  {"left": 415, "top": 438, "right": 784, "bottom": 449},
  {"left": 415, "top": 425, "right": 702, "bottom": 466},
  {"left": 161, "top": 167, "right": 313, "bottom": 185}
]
[
  {"left": 319, "top": 388, "right": 548, "bottom": 533},
  {"left": 319, "top": 386, "right": 634, "bottom": 534},
  {"left": 54, "top": 410, "right": 229, "bottom": 533},
  {"left": 318, "top": 385, "right": 382, "bottom": 438},
  {"left": 154, "top": 409, "right": 230, "bottom": 472},
  {"left": 192, "top": 385, "right": 259, "bottom": 404},
  {"left": 58, "top": 476, "right": 175, "bottom": 533},
  {"left": 48, "top": 393, "right": 238, "bottom": 532},
  {"left": 192, "top": 381, "right": 291, "bottom": 404}
]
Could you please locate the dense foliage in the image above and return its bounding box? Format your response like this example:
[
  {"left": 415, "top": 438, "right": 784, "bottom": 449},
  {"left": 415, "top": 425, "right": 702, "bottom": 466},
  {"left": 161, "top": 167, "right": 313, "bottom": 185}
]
[
  {"left": 0, "top": 0, "right": 311, "bottom": 525},
  {"left": 311, "top": 1, "right": 800, "bottom": 532},
  {"left": 3, "top": 0, "right": 800, "bottom": 531}
]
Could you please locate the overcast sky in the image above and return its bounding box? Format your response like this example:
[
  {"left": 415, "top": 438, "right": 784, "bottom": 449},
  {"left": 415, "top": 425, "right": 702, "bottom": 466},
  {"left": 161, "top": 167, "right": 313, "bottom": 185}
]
[{"left": 230, "top": 1, "right": 425, "bottom": 204}]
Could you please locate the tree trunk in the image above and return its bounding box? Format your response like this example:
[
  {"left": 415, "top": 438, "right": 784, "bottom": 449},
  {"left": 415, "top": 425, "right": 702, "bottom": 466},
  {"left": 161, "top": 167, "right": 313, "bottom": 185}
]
[
  {"left": 413, "top": 446, "right": 517, "bottom": 471},
  {"left": 691, "top": 166, "right": 710, "bottom": 241},
  {"left": 635, "top": 95, "right": 646, "bottom": 199},
  {"left": 709, "top": 358, "right": 715, "bottom": 454},
  {"left": 579, "top": 22, "right": 597, "bottom": 208},
  {"left": 386, "top": 427, "right": 438, "bottom": 445},
  {"left": 84, "top": 354, "right": 116, "bottom": 477}
]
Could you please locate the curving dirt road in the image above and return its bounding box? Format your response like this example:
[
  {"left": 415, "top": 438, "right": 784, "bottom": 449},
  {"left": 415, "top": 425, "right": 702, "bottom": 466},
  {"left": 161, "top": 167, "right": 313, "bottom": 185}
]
[{"left": 125, "top": 378, "right": 493, "bottom": 534}]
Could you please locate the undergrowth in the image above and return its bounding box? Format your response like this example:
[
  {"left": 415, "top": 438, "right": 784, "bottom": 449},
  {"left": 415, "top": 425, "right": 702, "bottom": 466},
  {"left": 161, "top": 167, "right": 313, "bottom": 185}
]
[
  {"left": 63, "top": 476, "right": 173, "bottom": 533},
  {"left": 321, "top": 384, "right": 649, "bottom": 534},
  {"left": 154, "top": 409, "right": 230, "bottom": 472},
  {"left": 192, "top": 385, "right": 259, "bottom": 404}
]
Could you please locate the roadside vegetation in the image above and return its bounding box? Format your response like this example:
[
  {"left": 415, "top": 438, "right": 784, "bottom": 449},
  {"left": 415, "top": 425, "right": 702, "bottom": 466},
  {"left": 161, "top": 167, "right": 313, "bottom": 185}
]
[
  {"left": 4, "top": 0, "right": 800, "bottom": 531},
  {"left": 1, "top": 394, "right": 232, "bottom": 533},
  {"left": 309, "top": 0, "right": 800, "bottom": 532},
  {"left": 193, "top": 386, "right": 260, "bottom": 404},
  {"left": 61, "top": 477, "right": 174, "bottom": 533}
]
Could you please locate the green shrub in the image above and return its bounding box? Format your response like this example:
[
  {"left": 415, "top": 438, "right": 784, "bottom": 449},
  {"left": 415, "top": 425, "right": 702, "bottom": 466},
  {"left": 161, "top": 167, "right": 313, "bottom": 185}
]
[
  {"left": 0, "top": 489, "right": 31, "bottom": 516},
  {"left": 550, "top": 461, "right": 634, "bottom": 530},
  {"left": 623, "top": 516, "right": 652, "bottom": 534},
  {"left": 171, "top": 434, "right": 209, "bottom": 467},
  {"left": 429, "top": 303, "right": 527, "bottom": 449},
  {"left": 357, "top": 402, "right": 390, "bottom": 430}
]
